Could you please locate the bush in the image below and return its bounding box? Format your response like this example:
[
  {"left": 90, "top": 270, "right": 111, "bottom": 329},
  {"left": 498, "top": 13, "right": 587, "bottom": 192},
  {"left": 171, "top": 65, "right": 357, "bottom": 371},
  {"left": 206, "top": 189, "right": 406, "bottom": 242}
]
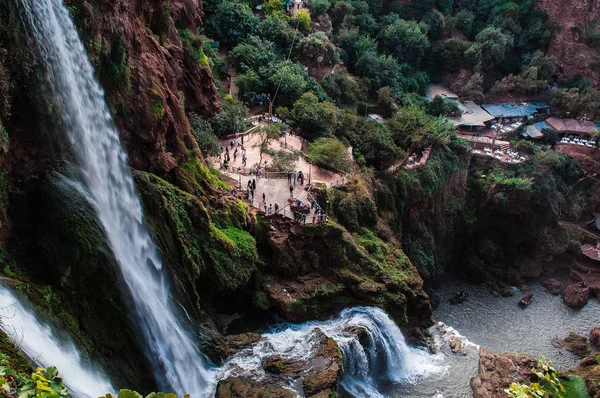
[
  {"left": 189, "top": 113, "right": 220, "bottom": 156},
  {"left": 311, "top": 0, "right": 331, "bottom": 16},
  {"left": 308, "top": 137, "right": 350, "bottom": 172}
]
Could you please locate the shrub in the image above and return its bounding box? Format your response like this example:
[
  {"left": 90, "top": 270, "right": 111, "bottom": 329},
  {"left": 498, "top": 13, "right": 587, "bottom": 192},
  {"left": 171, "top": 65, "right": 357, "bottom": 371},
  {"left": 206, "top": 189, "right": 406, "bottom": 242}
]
[
  {"left": 308, "top": 137, "right": 350, "bottom": 172},
  {"left": 189, "top": 113, "right": 220, "bottom": 156}
]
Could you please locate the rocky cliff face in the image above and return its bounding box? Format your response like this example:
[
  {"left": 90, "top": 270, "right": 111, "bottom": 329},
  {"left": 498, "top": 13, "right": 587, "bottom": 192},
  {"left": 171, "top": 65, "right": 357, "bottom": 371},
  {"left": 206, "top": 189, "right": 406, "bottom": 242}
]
[
  {"left": 538, "top": 0, "right": 600, "bottom": 86},
  {"left": 67, "top": 0, "right": 221, "bottom": 175}
]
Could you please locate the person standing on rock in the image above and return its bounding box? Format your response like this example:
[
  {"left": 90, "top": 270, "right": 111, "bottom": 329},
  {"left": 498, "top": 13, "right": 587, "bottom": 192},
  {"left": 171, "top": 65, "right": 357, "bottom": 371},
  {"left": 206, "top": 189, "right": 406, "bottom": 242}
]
[{"left": 289, "top": 184, "right": 294, "bottom": 197}]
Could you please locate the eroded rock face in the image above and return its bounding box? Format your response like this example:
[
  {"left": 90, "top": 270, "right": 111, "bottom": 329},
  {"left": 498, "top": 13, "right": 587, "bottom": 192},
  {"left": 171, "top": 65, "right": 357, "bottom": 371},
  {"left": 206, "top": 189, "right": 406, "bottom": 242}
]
[
  {"left": 471, "top": 349, "right": 538, "bottom": 398},
  {"left": 66, "top": 0, "right": 221, "bottom": 175},
  {"left": 563, "top": 283, "right": 590, "bottom": 308},
  {"left": 542, "top": 278, "right": 564, "bottom": 295},
  {"left": 538, "top": 0, "right": 600, "bottom": 86}
]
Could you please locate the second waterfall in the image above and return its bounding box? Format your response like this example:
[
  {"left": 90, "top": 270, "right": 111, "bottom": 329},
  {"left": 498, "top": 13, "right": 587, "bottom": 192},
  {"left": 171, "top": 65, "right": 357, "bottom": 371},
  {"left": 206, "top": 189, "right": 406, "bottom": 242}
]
[{"left": 19, "top": 0, "right": 215, "bottom": 395}]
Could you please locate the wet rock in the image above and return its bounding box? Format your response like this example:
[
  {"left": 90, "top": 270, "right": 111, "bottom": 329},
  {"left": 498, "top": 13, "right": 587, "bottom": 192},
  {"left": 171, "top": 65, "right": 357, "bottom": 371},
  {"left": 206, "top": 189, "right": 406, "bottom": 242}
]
[
  {"left": 303, "top": 330, "right": 343, "bottom": 397},
  {"left": 590, "top": 327, "right": 600, "bottom": 349},
  {"left": 448, "top": 336, "right": 463, "bottom": 353},
  {"left": 263, "top": 355, "right": 304, "bottom": 375},
  {"left": 542, "top": 278, "right": 563, "bottom": 295},
  {"left": 562, "top": 283, "right": 590, "bottom": 309},
  {"left": 216, "top": 376, "right": 297, "bottom": 398},
  {"left": 471, "top": 349, "right": 538, "bottom": 398},
  {"left": 226, "top": 333, "right": 261, "bottom": 353},
  {"left": 554, "top": 332, "right": 591, "bottom": 358},
  {"left": 220, "top": 328, "right": 343, "bottom": 398}
]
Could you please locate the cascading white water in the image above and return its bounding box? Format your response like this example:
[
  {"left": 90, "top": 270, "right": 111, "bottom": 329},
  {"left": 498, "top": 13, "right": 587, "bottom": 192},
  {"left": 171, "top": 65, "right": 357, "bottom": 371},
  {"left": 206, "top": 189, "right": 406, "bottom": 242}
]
[
  {"left": 0, "top": 285, "right": 115, "bottom": 397},
  {"left": 220, "top": 306, "right": 446, "bottom": 398},
  {"left": 18, "top": 0, "right": 215, "bottom": 395}
]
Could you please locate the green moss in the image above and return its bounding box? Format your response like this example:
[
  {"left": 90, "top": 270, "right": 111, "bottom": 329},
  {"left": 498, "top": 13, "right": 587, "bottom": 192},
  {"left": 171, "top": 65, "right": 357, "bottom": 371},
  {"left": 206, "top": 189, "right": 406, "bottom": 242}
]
[
  {"left": 208, "top": 225, "right": 258, "bottom": 291},
  {"left": 178, "top": 29, "right": 211, "bottom": 69},
  {"left": 179, "top": 159, "right": 229, "bottom": 193},
  {"left": 253, "top": 291, "right": 270, "bottom": 310},
  {"left": 0, "top": 330, "right": 32, "bottom": 383}
]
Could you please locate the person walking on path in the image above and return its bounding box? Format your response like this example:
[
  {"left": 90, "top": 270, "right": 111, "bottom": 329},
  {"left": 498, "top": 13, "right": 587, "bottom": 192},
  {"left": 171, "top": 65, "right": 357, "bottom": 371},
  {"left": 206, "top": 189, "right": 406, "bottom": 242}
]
[
  {"left": 289, "top": 184, "right": 294, "bottom": 197},
  {"left": 287, "top": 171, "right": 292, "bottom": 183},
  {"left": 252, "top": 179, "right": 256, "bottom": 190},
  {"left": 299, "top": 171, "right": 304, "bottom": 185},
  {"left": 274, "top": 203, "right": 279, "bottom": 213},
  {"left": 264, "top": 203, "right": 267, "bottom": 213},
  {"left": 262, "top": 192, "right": 266, "bottom": 203},
  {"left": 268, "top": 204, "right": 273, "bottom": 214},
  {"left": 292, "top": 172, "right": 296, "bottom": 185}
]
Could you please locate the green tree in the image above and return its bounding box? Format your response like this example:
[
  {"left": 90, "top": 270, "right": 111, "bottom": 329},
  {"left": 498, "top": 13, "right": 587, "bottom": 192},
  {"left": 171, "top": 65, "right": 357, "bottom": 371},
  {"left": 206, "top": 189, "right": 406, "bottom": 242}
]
[
  {"left": 211, "top": 95, "right": 249, "bottom": 136},
  {"left": 229, "top": 36, "right": 278, "bottom": 73},
  {"left": 308, "top": 137, "right": 351, "bottom": 171},
  {"left": 421, "top": 11, "right": 444, "bottom": 41},
  {"left": 381, "top": 19, "right": 430, "bottom": 67},
  {"left": 310, "top": 0, "right": 331, "bottom": 16},
  {"left": 205, "top": 1, "right": 259, "bottom": 46},
  {"left": 354, "top": 118, "right": 402, "bottom": 168},
  {"left": 291, "top": 9, "right": 311, "bottom": 33},
  {"left": 377, "top": 86, "right": 398, "bottom": 118},
  {"left": 257, "top": 14, "right": 297, "bottom": 50},
  {"left": 427, "top": 96, "right": 461, "bottom": 117},
  {"left": 237, "top": 70, "right": 263, "bottom": 101},
  {"left": 523, "top": 51, "right": 556, "bottom": 81},
  {"left": 471, "top": 27, "right": 514, "bottom": 69},
  {"left": 269, "top": 60, "right": 309, "bottom": 106},
  {"left": 291, "top": 92, "right": 340, "bottom": 136},
  {"left": 295, "top": 32, "right": 339, "bottom": 66},
  {"left": 254, "top": 125, "right": 282, "bottom": 168},
  {"left": 190, "top": 113, "right": 220, "bottom": 156},
  {"left": 263, "top": 0, "right": 285, "bottom": 14}
]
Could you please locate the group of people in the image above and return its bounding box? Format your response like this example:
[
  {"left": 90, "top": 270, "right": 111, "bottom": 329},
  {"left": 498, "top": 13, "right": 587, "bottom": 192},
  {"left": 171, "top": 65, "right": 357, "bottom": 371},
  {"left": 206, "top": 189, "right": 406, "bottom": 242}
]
[
  {"left": 310, "top": 199, "right": 328, "bottom": 224},
  {"left": 220, "top": 137, "right": 247, "bottom": 170}
]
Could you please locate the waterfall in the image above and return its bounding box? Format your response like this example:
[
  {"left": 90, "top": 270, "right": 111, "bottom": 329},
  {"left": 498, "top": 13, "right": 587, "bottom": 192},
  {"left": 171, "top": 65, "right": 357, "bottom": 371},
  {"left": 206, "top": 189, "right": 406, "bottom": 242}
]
[
  {"left": 18, "top": 0, "right": 215, "bottom": 395},
  {"left": 221, "top": 306, "right": 446, "bottom": 398},
  {"left": 0, "top": 285, "right": 115, "bottom": 397}
]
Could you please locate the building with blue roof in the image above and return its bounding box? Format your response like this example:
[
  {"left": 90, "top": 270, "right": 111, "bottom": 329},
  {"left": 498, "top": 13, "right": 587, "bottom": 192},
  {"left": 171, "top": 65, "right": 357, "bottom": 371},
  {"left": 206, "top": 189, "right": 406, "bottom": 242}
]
[
  {"left": 481, "top": 102, "right": 550, "bottom": 121},
  {"left": 524, "top": 121, "right": 549, "bottom": 139}
]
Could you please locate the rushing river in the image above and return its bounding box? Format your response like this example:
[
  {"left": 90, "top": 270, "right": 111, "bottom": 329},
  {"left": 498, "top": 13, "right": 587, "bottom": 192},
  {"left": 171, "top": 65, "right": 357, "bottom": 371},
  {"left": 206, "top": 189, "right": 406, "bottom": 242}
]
[{"left": 388, "top": 277, "right": 600, "bottom": 398}]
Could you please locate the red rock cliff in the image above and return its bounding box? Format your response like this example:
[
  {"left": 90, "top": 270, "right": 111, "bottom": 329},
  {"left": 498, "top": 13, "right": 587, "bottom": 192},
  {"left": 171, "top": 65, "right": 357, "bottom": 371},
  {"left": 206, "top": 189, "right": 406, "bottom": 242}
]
[
  {"left": 538, "top": 0, "right": 600, "bottom": 86},
  {"left": 67, "top": 0, "right": 221, "bottom": 175}
]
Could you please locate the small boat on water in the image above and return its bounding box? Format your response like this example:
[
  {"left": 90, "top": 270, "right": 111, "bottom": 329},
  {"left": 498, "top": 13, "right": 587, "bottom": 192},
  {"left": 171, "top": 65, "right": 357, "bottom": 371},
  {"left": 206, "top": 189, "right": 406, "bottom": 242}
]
[
  {"left": 519, "top": 294, "right": 534, "bottom": 307},
  {"left": 449, "top": 291, "right": 469, "bottom": 305}
]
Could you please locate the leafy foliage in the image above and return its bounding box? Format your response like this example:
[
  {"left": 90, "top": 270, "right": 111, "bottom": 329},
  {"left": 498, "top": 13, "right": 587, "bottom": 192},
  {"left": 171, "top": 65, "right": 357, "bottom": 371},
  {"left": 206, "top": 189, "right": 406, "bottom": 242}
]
[
  {"left": 308, "top": 137, "right": 350, "bottom": 172},
  {"left": 505, "top": 358, "right": 566, "bottom": 398}
]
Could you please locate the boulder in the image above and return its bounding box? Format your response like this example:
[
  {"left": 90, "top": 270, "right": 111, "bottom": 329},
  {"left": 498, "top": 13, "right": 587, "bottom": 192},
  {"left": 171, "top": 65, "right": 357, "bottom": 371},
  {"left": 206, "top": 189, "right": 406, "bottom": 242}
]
[
  {"left": 542, "top": 278, "right": 563, "bottom": 295},
  {"left": 226, "top": 333, "right": 261, "bottom": 353},
  {"left": 554, "top": 332, "right": 591, "bottom": 358},
  {"left": 263, "top": 355, "right": 304, "bottom": 375},
  {"left": 216, "top": 377, "right": 297, "bottom": 398},
  {"left": 303, "top": 330, "right": 343, "bottom": 397},
  {"left": 590, "top": 327, "right": 600, "bottom": 349},
  {"left": 471, "top": 349, "right": 538, "bottom": 398},
  {"left": 562, "top": 283, "right": 590, "bottom": 309}
]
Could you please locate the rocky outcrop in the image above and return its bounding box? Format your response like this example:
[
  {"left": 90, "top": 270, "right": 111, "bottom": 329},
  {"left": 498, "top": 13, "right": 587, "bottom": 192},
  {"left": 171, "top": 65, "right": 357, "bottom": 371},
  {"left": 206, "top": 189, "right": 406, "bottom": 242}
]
[
  {"left": 256, "top": 215, "right": 433, "bottom": 343},
  {"left": 66, "top": 0, "right": 221, "bottom": 175},
  {"left": 216, "top": 328, "right": 343, "bottom": 398},
  {"left": 563, "top": 283, "right": 590, "bottom": 308},
  {"left": 554, "top": 332, "right": 591, "bottom": 358},
  {"left": 543, "top": 278, "right": 564, "bottom": 294},
  {"left": 590, "top": 327, "right": 600, "bottom": 348},
  {"left": 471, "top": 349, "right": 538, "bottom": 398},
  {"left": 538, "top": 0, "right": 600, "bottom": 86}
]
